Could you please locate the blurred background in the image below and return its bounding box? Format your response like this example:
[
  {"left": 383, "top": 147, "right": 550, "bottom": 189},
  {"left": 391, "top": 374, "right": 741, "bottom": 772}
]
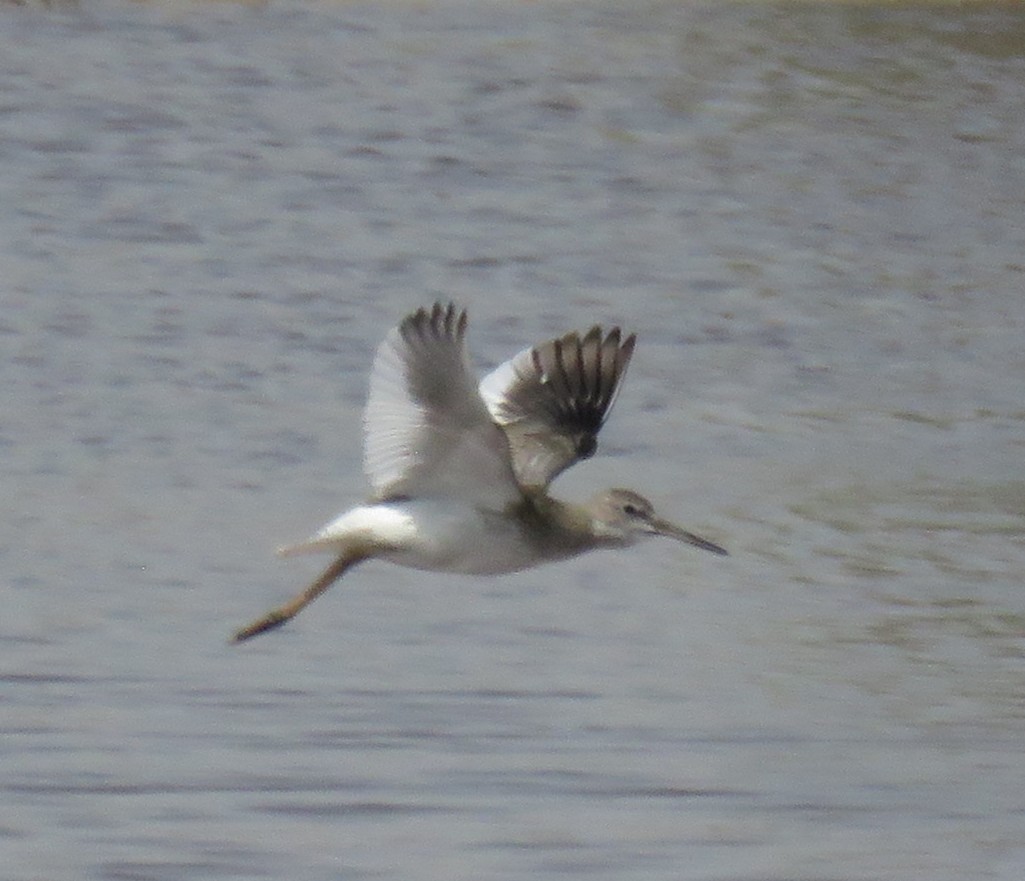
[{"left": 3, "top": 1, "right": 1024, "bottom": 879}]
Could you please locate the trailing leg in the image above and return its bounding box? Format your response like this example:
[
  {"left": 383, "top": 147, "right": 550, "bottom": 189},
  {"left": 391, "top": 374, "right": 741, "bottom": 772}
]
[{"left": 231, "top": 550, "right": 366, "bottom": 643}]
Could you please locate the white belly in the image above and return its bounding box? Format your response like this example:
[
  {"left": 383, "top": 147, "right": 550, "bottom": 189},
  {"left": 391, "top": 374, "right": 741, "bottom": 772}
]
[
  {"left": 295, "top": 498, "right": 586, "bottom": 576},
  {"left": 378, "top": 499, "right": 543, "bottom": 575}
]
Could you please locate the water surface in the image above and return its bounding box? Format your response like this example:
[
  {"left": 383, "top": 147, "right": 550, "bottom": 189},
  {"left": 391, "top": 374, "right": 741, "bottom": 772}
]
[{"left": 3, "top": 1, "right": 1024, "bottom": 879}]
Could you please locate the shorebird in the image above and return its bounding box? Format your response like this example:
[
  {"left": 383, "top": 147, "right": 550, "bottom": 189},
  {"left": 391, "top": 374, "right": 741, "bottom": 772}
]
[{"left": 232, "top": 303, "right": 726, "bottom": 643}]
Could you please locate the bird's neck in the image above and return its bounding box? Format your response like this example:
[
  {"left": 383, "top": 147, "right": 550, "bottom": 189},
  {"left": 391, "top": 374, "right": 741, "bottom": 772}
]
[{"left": 513, "top": 492, "right": 615, "bottom": 554}]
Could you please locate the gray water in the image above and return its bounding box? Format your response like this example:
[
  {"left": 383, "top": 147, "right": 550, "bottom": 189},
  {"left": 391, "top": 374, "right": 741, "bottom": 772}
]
[{"left": 3, "top": 1, "right": 1025, "bottom": 878}]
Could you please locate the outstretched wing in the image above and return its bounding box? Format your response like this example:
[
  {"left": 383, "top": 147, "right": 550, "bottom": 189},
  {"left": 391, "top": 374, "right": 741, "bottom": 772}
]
[
  {"left": 363, "top": 303, "right": 521, "bottom": 507},
  {"left": 479, "top": 325, "right": 636, "bottom": 491}
]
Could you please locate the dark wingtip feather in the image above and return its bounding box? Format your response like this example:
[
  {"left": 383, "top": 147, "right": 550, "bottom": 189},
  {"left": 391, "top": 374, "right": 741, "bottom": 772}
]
[
  {"left": 402, "top": 302, "right": 468, "bottom": 345},
  {"left": 525, "top": 324, "right": 637, "bottom": 447}
]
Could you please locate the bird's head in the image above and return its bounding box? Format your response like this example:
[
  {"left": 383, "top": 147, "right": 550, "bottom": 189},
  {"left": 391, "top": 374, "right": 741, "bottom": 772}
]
[{"left": 589, "top": 488, "right": 727, "bottom": 555}]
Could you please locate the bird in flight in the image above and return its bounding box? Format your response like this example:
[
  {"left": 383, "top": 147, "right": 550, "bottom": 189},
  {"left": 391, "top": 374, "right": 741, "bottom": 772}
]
[{"left": 232, "top": 303, "right": 726, "bottom": 642}]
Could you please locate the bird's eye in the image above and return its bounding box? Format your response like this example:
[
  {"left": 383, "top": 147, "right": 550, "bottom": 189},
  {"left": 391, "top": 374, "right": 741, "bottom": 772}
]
[{"left": 623, "top": 504, "right": 639, "bottom": 516}]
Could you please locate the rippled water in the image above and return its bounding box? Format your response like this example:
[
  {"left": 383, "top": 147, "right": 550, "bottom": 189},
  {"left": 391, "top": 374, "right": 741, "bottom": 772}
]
[{"left": 3, "top": 1, "right": 1025, "bottom": 879}]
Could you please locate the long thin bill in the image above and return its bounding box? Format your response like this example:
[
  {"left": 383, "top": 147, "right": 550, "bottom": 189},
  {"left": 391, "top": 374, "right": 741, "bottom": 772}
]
[{"left": 653, "top": 518, "right": 728, "bottom": 556}]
